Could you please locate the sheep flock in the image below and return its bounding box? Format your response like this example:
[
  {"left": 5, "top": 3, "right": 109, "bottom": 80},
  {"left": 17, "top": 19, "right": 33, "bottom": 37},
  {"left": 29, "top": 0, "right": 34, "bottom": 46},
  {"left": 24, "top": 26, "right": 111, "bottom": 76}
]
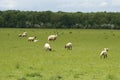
[{"left": 18, "top": 31, "right": 109, "bottom": 59}]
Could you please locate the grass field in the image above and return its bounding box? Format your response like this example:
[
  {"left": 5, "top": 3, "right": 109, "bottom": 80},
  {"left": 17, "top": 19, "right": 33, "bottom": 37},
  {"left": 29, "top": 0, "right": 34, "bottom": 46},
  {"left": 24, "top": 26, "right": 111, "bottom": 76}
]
[{"left": 0, "top": 28, "right": 120, "bottom": 80}]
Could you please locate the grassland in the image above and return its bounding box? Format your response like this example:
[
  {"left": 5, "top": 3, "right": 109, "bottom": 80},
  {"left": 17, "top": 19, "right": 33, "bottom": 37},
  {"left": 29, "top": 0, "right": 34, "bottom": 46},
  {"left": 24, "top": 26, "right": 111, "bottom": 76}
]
[{"left": 0, "top": 28, "right": 120, "bottom": 80}]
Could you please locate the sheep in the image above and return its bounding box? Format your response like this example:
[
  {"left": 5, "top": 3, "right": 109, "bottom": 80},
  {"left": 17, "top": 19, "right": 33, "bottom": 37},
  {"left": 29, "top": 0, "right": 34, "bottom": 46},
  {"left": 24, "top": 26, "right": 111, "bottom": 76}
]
[
  {"left": 22, "top": 32, "right": 27, "bottom": 37},
  {"left": 44, "top": 43, "right": 52, "bottom": 51},
  {"left": 100, "top": 48, "right": 108, "bottom": 58},
  {"left": 65, "top": 42, "right": 72, "bottom": 50},
  {"left": 18, "top": 32, "right": 27, "bottom": 37},
  {"left": 48, "top": 34, "right": 57, "bottom": 41},
  {"left": 33, "top": 39, "right": 38, "bottom": 42},
  {"left": 28, "top": 36, "right": 36, "bottom": 42}
]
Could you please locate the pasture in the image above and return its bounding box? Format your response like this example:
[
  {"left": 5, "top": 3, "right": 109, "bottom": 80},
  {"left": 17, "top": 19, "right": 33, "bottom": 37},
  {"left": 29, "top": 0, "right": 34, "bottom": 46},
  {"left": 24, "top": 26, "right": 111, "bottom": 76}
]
[{"left": 0, "top": 28, "right": 120, "bottom": 80}]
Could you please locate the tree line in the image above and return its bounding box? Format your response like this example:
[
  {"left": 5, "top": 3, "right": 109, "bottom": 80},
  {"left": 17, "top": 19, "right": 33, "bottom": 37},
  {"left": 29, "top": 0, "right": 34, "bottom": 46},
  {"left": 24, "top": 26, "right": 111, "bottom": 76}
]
[{"left": 0, "top": 10, "right": 120, "bottom": 29}]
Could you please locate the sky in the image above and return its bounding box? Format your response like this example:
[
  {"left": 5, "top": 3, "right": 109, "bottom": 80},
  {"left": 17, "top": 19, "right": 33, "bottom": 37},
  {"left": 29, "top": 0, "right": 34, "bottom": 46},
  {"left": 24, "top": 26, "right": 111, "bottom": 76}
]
[{"left": 0, "top": 0, "right": 120, "bottom": 12}]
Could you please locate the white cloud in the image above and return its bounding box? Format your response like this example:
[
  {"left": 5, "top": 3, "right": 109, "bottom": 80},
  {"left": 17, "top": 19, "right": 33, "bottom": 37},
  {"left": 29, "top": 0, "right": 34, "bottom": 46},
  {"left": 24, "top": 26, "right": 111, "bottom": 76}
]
[
  {"left": 0, "top": 0, "right": 17, "bottom": 10},
  {"left": 100, "top": 2, "right": 108, "bottom": 7},
  {"left": 0, "top": 0, "right": 120, "bottom": 12}
]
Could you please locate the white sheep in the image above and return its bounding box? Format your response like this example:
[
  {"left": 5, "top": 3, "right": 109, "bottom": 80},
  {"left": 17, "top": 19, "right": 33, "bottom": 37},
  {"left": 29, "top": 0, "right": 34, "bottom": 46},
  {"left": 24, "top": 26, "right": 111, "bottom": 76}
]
[
  {"left": 33, "top": 39, "right": 38, "bottom": 42},
  {"left": 22, "top": 32, "right": 27, "bottom": 37},
  {"left": 18, "top": 32, "right": 27, "bottom": 37},
  {"left": 48, "top": 34, "right": 57, "bottom": 41},
  {"left": 28, "top": 36, "right": 36, "bottom": 42},
  {"left": 44, "top": 43, "right": 52, "bottom": 51},
  {"left": 65, "top": 42, "right": 72, "bottom": 50},
  {"left": 100, "top": 48, "right": 108, "bottom": 58}
]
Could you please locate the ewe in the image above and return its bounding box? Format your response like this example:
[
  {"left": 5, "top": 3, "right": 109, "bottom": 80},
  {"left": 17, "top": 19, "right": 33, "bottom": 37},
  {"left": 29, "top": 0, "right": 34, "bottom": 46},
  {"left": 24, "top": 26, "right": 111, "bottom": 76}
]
[
  {"left": 18, "top": 32, "right": 27, "bottom": 37},
  {"left": 22, "top": 32, "right": 27, "bottom": 37},
  {"left": 28, "top": 36, "right": 36, "bottom": 42},
  {"left": 44, "top": 43, "right": 52, "bottom": 51},
  {"left": 100, "top": 48, "right": 108, "bottom": 58},
  {"left": 65, "top": 42, "right": 72, "bottom": 50},
  {"left": 48, "top": 34, "right": 57, "bottom": 41},
  {"left": 33, "top": 39, "right": 38, "bottom": 42}
]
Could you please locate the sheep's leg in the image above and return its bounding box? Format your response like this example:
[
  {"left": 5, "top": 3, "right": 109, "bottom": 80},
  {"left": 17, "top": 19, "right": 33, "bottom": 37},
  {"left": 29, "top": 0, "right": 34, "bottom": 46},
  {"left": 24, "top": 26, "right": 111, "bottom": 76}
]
[
  {"left": 70, "top": 47, "right": 72, "bottom": 50},
  {"left": 105, "top": 54, "right": 107, "bottom": 58},
  {"left": 103, "top": 54, "right": 105, "bottom": 58}
]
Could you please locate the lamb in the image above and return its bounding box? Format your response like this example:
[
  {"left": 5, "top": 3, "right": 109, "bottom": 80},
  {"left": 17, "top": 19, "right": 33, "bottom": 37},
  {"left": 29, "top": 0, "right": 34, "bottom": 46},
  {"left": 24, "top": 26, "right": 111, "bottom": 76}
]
[
  {"left": 100, "top": 48, "right": 108, "bottom": 58},
  {"left": 44, "top": 43, "right": 52, "bottom": 51},
  {"left": 48, "top": 34, "right": 57, "bottom": 41},
  {"left": 65, "top": 42, "right": 72, "bottom": 50},
  {"left": 28, "top": 36, "right": 36, "bottom": 42}
]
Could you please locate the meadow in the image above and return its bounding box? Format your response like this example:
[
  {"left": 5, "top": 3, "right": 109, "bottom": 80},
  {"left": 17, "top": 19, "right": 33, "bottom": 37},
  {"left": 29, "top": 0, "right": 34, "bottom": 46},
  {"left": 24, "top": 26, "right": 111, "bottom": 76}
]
[{"left": 0, "top": 28, "right": 120, "bottom": 80}]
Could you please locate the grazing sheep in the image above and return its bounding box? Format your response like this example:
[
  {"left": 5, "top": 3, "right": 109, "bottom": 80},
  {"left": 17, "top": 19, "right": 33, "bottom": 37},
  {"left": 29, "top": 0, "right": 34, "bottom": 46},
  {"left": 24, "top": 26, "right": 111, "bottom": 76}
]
[
  {"left": 18, "top": 32, "right": 27, "bottom": 37},
  {"left": 28, "top": 36, "right": 36, "bottom": 42},
  {"left": 44, "top": 43, "right": 52, "bottom": 51},
  {"left": 22, "top": 32, "right": 27, "bottom": 37},
  {"left": 33, "top": 39, "right": 38, "bottom": 42},
  {"left": 48, "top": 34, "right": 57, "bottom": 41},
  {"left": 65, "top": 42, "right": 72, "bottom": 50},
  {"left": 100, "top": 48, "right": 108, "bottom": 58}
]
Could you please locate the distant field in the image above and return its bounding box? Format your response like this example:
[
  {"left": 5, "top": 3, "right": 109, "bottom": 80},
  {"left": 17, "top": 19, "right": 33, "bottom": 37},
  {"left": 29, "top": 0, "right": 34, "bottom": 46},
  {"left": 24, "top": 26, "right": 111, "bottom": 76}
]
[{"left": 0, "top": 28, "right": 120, "bottom": 80}]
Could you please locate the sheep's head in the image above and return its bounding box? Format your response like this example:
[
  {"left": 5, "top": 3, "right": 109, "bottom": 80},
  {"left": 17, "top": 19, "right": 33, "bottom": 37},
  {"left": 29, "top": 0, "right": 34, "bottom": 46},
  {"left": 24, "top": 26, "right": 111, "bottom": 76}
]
[
  {"left": 49, "top": 48, "right": 52, "bottom": 51},
  {"left": 106, "top": 48, "right": 108, "bottom": 52},
  {"left": 64, "top": 45, "right": 67, "bottom": 48},
  {"left": 18, "top": 34, "right": 22, "bottom": 37},
  {"left": 104, "top": 48, "right": 108, "bottom": 52},
  {"left": 55, "top": 34, "right": 58, "bottom": 37}
]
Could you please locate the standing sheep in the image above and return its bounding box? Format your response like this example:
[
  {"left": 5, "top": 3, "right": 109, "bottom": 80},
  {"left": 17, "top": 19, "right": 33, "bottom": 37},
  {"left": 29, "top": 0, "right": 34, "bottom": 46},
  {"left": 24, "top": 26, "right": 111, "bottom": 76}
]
[
  {"left": 100, "top": 48, "right": 108, "bottom": 58},
  {"left": 65, "top": 42, "right": 72, "bottom": 50},
  {"left": 48, "top": 34, "right": 57, "bottom": 41},
  {"left": 28, "top": 36, "right": 36, "bottom": 42},
  {"left": 44, "top": 43, "right": 52, "bottom": 51}
]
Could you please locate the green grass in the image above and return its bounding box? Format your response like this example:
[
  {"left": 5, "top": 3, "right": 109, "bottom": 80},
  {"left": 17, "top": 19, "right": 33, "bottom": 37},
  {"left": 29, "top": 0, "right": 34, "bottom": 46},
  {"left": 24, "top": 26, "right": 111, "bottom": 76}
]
[{"left": 0, "top": 28, "right": 120, "bottom": 80}]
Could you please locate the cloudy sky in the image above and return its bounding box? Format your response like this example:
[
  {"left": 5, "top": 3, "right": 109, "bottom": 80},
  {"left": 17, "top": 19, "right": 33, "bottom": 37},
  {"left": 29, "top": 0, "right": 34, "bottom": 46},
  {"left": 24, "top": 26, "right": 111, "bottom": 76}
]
[{"left": 0, "top": 0, "right": 120, "bottom": 12}]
